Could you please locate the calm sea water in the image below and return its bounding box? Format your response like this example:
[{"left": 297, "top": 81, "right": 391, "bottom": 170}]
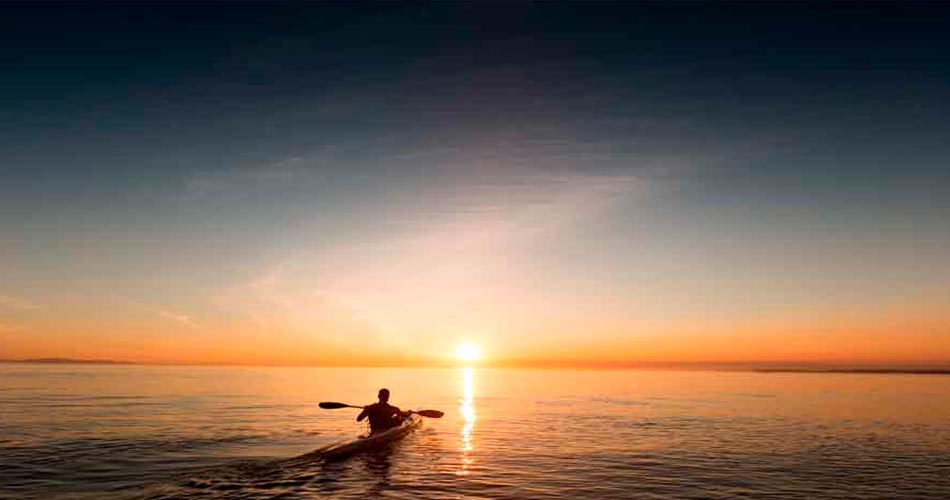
[{"left": 1, "top": 364, "right": 949, "bottom": 499}]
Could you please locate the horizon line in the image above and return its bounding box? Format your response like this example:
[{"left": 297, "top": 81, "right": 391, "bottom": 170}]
[{"left": 3, "top": 357, "right": 950, "bottom": 374}]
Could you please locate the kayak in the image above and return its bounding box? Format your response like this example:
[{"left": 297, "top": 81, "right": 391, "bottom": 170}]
[{"left": 321, "top": 414, "right": 423, "bottom": 460}]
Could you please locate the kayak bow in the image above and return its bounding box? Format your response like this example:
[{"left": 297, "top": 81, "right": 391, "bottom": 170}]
[{"left": 321, "top": 414, "right": 423, "bottom": 460}]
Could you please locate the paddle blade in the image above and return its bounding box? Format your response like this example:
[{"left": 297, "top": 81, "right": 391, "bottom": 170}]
[
  {"left": 416, "top": 409, "right": 444, "bottom": 418},
  {"left": 319, "top": 402, "right": 351, "bottom": 409}
]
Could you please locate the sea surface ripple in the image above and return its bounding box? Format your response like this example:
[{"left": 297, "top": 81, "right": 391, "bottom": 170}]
[{"left": 1, "top": 364, "right": 949, "bottom": 499}]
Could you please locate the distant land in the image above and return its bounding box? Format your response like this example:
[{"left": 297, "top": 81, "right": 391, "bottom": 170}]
[
  {"left": 2, "top": 358, "right": 138, "bottom": 365},
  {"left": 754, "top": 368, "right": 950, "bottom": 375}
]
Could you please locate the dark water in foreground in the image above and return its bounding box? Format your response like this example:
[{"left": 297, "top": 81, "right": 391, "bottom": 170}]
[{"left": 1, "top": 364, "right": 949, "bottom": 499}]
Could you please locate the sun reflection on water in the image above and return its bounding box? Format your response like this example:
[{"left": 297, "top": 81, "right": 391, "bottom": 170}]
[{"left": 458, "top": 366, "right": 476, "bottom": 476}]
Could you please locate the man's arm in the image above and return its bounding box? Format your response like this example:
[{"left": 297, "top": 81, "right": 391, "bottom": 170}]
[{"left": 357, "top": 407, "right": 368, "bottom": 422}]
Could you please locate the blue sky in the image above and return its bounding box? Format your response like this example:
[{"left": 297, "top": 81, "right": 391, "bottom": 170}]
[{"left": 2, "top": 3, "right": 949, "bottom": 365}]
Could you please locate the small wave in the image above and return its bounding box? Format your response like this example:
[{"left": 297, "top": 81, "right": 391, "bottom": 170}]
[
  {"left": 137, "top": 444, "right": 348, "bottom": 499},
  {"left": 0, "top": 434, "right": 274, "bottom": 468},
  {"left": 590, "top": 396, "right": 650, "bottom": 406}
]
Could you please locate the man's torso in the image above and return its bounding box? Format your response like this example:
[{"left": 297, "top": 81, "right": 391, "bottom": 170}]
[{"left": 365, "top": 403, "right": 402, "bottom": 431}]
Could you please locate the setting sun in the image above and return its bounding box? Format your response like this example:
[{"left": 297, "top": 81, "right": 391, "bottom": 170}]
[{"left": 455, "top": 343, "right": 482, "bottom": 363}]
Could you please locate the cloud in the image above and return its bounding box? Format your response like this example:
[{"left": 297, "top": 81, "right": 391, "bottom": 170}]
[
  {"left": 374, "top": 161, "right": 647, "bottom": 253},
  {"left": 0, "top": 294, "right": 40, "bottom": 311},
  {"left": 210, "top": 265, "right": 392, "bottom": 342},
  {"left": 208, "top": 164, "right": 647, "bottom": 358},
  {"left": 0, "top": 323, "right": 21, "bottom": 333},
  {"left": 160, "top": 311, "right": 203, "bottom": 331},
  {"left": 182, "top": 154, "right": 332, "bottom": 197},
  {"left": 198, "top": 130, "right": 687, "bottom": 356}
]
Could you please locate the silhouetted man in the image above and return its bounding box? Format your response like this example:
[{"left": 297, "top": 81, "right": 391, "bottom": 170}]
[{"left": 357, "top": 388, "right": 408, "bottom": 433}]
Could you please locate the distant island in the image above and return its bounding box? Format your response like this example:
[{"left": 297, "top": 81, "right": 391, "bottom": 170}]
[
  {"left": 754, "top": 368, "right": 950, "bottom": 375},
  {"left": 2, "top": 358, "right": 137, "bottom": 365}
]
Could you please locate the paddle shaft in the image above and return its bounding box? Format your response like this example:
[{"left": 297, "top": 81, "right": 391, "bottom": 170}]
[
  {"left": 319, "top": 401, "right": 443, "bottom": 418},
  {"left": 319, "top": 402, "right": 363, "bottom": 409}
]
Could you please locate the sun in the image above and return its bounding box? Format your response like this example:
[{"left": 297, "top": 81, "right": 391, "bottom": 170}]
[{"left": 455, "top": 343, "right": 482, "bottom": 363}]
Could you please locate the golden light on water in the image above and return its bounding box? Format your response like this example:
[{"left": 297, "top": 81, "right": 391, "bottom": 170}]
[
  {"left": 455, "top": 341, "right": 479, "bottom": 475},
  {"left": 456, "top": 343, "right": 482, "bottom": 363},
  {"left": 458, "top": 366, "right": 476, "bottom": 476}
]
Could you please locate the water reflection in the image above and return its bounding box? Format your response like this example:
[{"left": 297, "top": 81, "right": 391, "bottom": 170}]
[
  {"left": 359, "top": 448, "right": 394, "bottom": 495},
  {"left": 459, "top": 367, "right": 476, "bottom": 476}
]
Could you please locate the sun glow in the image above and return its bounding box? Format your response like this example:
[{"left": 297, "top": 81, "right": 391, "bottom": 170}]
[{"left": 455, "top": 343, "right": 482, "bottom": 363}]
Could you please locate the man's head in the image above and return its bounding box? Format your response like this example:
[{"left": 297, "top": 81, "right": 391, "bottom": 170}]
[{"left": 378, "top": 388, "right": 390, "bottom": 403}]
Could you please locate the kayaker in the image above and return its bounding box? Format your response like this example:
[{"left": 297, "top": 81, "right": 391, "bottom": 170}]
[{"left": 357, "top": 388, "right": 409, "bottom": 433}]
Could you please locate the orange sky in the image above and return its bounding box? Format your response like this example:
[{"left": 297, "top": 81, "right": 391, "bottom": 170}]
[{"left": 3, "top": 282, "right": 948, "bottom": 367}]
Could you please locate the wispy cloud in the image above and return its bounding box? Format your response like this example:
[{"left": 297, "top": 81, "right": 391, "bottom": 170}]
[
  {"left": 183, "top": 155, "right": 320, "bottom": 196},
  {"left": 0, "top": 294, "right": 40, "bottom": 311},
  {"left": 160, "top": 311, "right": 203, "bottom": 331},
  {"left": 107, "top": 295, "right": 206, "bottom": 332},
  {"left": 207, "top": 164, "right": 649, "bottom": 359},
  {"left": 210, "top": 265, "right": 393, "bottom": 345},
  {"left": 0, "top": 322, "right": 21, "bottom": 333},
  {"left": 411, "top": 168, "right": 640, "bottom": 232},
  {"left": 194, "top": 128, "right": 691, "bottom": 357}
]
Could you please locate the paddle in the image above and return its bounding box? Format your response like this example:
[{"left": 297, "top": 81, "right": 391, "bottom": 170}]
[
  {"left": 319, "top": 401, "right": 444, "bottom": 418},
  {"left": 319, "top": 402, "right": 360, "bottom": 409},
  {"left": 411, "top": 409, "right": 445, "bottom": 418}
]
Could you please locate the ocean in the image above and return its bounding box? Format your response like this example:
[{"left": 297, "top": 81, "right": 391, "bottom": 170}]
[{"left": 1, "top": 363, "right": 948, "bottom": 499}]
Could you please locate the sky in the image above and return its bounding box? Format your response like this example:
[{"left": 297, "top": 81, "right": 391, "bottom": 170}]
[{"left": 2, "top": 3, "right": 949, "bottom": 368}]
